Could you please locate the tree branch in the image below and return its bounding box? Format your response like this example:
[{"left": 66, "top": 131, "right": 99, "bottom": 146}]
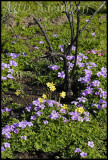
[
  {"left": 65, "top": 1, "right": 106, "bottom": 54},
  {"left": 31, "top": 14, "right": 53, "bottom": 53},
  {"left": 70, "top": 1, "right": 80, "bottom": 81}
]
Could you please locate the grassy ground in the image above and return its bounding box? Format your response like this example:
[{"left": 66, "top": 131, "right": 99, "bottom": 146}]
[{"left": 1, "top": 1, "right": 107, "bottom": 159}]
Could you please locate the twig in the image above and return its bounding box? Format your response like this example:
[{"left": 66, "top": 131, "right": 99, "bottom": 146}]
[
  {"left": 65, "top": 1, "right": 106, "bottom": 54},
  {"left": 2, "top": 16, "right": 18, "bottom": 43},
  {"left": 74, "top": 1, "right": 106, "bottom": 44},
  {"left": 70, "top": 1, "right": 80, "bottom": 81},
  {"left": 31, "top": 14, "right": 53, "bottom": 53}
]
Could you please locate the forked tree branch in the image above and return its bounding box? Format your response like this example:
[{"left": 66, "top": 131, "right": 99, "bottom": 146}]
[{"left": 66, "top": 1, "right": 106, "bottom": 54}]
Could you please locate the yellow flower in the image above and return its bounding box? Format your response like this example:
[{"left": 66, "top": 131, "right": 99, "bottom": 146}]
[
  {"left": 42, "top": 94, "right": 47, "bottom": 99},
  {"left": 60, "top": 91, "right": 66, "bottom": 98},
  {"left": 62, "top": 104, "right": 68, "bottom": 109},
  {"left": 46, "top": 82, "right": 55, "bottom": 88},
  {"left": 15, "top": 90, "right": 21, "bottom": 96},
  {"left": 50, "top": 86, "right": 56, "bottom": 91},
  {"left": 38, "top": 98, "right": 43, "bottom": 103},
  {"left": 75, "top": 107, "right": 84, "bottom": 114}
]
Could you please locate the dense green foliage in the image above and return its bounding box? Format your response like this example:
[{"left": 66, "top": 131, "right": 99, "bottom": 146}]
[{"left": 1, "top": 1, "right": 107, "bottom": 159}]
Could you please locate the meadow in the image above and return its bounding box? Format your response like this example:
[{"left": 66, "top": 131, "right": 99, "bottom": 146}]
[{"left": 1, "top": 1, "right": 107, "bottom": 159}]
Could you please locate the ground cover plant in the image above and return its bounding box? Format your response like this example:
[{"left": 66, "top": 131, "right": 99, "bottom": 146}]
[{"left": 1, "top": 1, "right": 107, "bottom": 159}]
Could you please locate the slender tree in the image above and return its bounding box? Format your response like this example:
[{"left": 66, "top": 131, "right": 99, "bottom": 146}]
[{"left": 30, "top": 1, "right": 106, "bottom": 99}]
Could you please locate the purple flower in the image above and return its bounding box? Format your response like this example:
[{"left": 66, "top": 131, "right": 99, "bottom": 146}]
[
  {"left": 24, "top": 136, "right": 27, "bottom": 140},
  {"left": 15, "top": 35, "right": 18, "bottom": 38},
  {"left": 82, "top": 90, "right": 88, "bottom": 96},
  {"left": 25, "top": 106, "right": 32, "bottom": 112},
  {"left": 72, "top": 45, "right": 76, "bottom": 50},
  {"left": 84, "top": 116, "right": 90, "bottom": 121},
  {"left": 43, "top": 120, "right": 48, "bottom": 124},
  {"left": 30, "top": 115, "right": 36, "bottom": 120},
  {"left": 1, "top": 63, "right": 5, "bottom": 70},
  {"left": 11, "top": 123, "right": 19, "bottom": 129},
  {"left": 8, "top": 69, "right": 14, "bottom": 73},
  {"left": 60, "top": 47, "right": 64, "bottom": 52},
  {"left": 66, "top": 55, "right": 75, "bottom": 60},
  {"left": 101, "top": 67, "right": 107, "bottom": 73},
  {"left": 35, "top": 111, "right": 43, "bottom": 116},
  {"left": 88, "top": 141, "right": 94, "bottom": 148},
  {"left": 39, "top": 104, "right": 46, "bottom": 110},
  {"left": 22, "top": 52, "right": 27, "bottom": 56},
  {"left": 78, "top": 62, "right": 85, "bottom": 67},
  {"left": 84, "top": 112, "right": 89, "bottom": 117},
  {"left": 78, "top": 116, "right": 84, "bottom": 122},
  {"left": 71, "top": 101, "right": 78, "bottom": 106},
  {"left": 14, "top": 129, "right": 19, "bottom": 133},
  {"left": 12, "top": 41, "right": 15, "bottom": 43},
  {"left": 40, "top": 41, "right": 44, "bottom": 44},
  {"left": 53, "top": 34, "right": 57, "bottom": 37},
  {"left": 91, "top": 32, "right": 96, "bottom": 36},
  {"left": 1, "top": 109, "right": 5, "bottom": 113},
  {"left": 5, "top": 108, "right": 12, "bottom": 112},
  {"left": 62, "top": 116, "right": 69, "bottom": 123},
  {"left": 68, "top": 111, "right": 74, "bottom": 115},
  {"left": 59, "top": 45, "right": 63, "bottom": 48},
  {"left": 95, "top": 92, "right": 100, "bottom": 95},
  {"left": 5, "top": 133, "right": 11, "bottom": 139},
  {"left": 1, "top": 146, "right": 5, "bottom": 152},
  {"left": 34, "top": 46, "right": 39, "bottom": 49},
  {"left": 58, "top": 71, "right": 65, "bottom": 79},
  {"left": 21, "top": 136, "right": 27, "bottom": 140},
  {"left": 10, "top": 53, "right": 19, "bottom": 59},
  {"left": 60, "top": 108, "right": 66, "bottom": 114},
  {"left": 27, "top": 122, "right": 33, "bottom": 127},
  {"left": 77, "top": 96, "right": 87, "bottom": 103},
  {"left": 74, "top": 148, "right": 81, "bottom": 153},
  {"left": 50, "top": 110, "right": 60, "bottom": 120},
  {"left": 83, "top": 55, "right": 88, "bottom": 59},
  {"left": 1, "top": 76, "right": 7, "bottom": 80},
  {"left": 46, "top": 100, "right": 54, "bottom": 107},
  {"left": 18, "top": 121, "right": 27, "bottom": 129},
  {"left": 1, "top": 63, "right": 10, "bottom": 69},
  {"left": 102, "top": 103, "right": 107, "bottom": 108},
  {"left": 48, "top": 65, "right": 60, "bottom": 70},
  {"left": 71, "top": 115, "right": 78, "bottom": 120},
  {"left": 3, "top": 142, "right": 10, "bottom": 148},
  {"left": 34, "top": 107, "right": 40, "bottom": 111},
  {"left": 91, "top": 80, "right": 100, "bottom": 87},
  {"left": 33, "top": 100, "right": 40, "bottom": 106},
  {"left": 7, "top": 74, "right": 14, "bottom": 79},
  {"left": 84, "top": 69, "right": 92, "bottom": 77},
  {"left": 86, "top": 87, "right": 93, "bottom": 94},
  {"left": 10, "top": 60, "right": 18, "bottom": 67},
  {"left": 80, "top": 152, "right": 87, "bottom": 157},
  {"left": 86, "top": 19, "right": 89, "bottom": 22}
]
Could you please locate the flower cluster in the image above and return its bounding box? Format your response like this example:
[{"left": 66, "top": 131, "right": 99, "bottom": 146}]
[
  {"left": 74, "top": 141, "right": 94, "bottom": 157},
  {"left": 46, "top": 82, "right": 56, "bottom": 91}
]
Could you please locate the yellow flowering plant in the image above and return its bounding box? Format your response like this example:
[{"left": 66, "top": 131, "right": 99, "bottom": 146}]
[
  {"left": 62, "top": 104, "right": 68, "bottom": 109},
  {"left": 42, "top": 94, "right": 47, "bottom": 99},
  {"left": 38, "top": 98, "right": 44, "bottom": 103},
  {"left": 60, "top": 91, "right": 66, "bottom": 98},
  {"left": 75, "top": 107, "right": 84, "bottom": 114}
]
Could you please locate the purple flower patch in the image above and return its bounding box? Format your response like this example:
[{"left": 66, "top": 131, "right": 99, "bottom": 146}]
[
  {"left": 58, "top": 71, "right": 65, "bottom": 79},
  {"left": 80, "top": 152, "right": 87, "bottom": 157},
  {"left": 88, "top": 141, "right": 94, "bottom": 148},
  {"left": 74, "top": 148, "right": 81, "bottom": 153}
]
